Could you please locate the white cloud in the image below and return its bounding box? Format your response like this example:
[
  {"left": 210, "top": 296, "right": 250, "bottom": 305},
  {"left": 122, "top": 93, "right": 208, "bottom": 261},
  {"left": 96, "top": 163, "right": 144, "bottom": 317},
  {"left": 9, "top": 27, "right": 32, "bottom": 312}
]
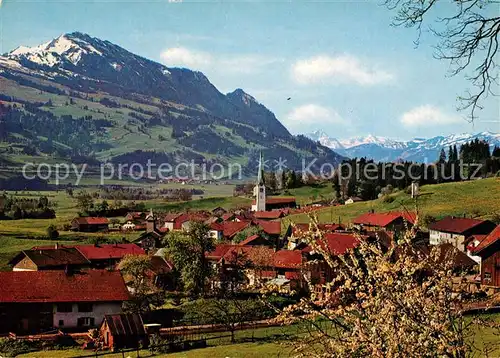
[
  {"left": 291, "top": 55, "right": 394, "bottom": 85},
  {"left": 160, "top": 47, "right": 281, "bottom": 74},
  {"left": 285, "top": 104, "right": 345, "bottom": 133},
  {"left": 401, "top": 105, "right": 462, "bottom": 127},
  {"left": 160, "top": 47, "right": 212, "bottom": 68}
]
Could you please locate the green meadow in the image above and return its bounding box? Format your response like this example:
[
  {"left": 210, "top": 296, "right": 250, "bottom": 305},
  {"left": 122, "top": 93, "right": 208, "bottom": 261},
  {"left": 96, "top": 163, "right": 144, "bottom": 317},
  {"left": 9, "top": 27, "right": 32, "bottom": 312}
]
[{"left": 287, "top": 177, "right": 500, "bottom": 226}]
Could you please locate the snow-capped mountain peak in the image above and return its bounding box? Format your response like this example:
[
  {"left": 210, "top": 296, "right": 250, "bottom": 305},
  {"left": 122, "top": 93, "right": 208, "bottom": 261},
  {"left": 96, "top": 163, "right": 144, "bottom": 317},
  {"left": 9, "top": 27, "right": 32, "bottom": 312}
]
[
  {"left": 307, "top": 130, "right": 345, "bottom": 149},
  {"left": 305, "top": 132, "right": 500, "bottom": 162},
  {"left": 7, "top": 33, "right": 103, "bottom": 66}
]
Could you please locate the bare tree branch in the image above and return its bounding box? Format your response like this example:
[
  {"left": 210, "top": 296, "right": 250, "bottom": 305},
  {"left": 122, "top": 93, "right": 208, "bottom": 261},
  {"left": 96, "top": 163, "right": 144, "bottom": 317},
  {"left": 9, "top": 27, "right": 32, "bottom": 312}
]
[{"left": 385, "top": 0, "right": 500, "bottom": 121}]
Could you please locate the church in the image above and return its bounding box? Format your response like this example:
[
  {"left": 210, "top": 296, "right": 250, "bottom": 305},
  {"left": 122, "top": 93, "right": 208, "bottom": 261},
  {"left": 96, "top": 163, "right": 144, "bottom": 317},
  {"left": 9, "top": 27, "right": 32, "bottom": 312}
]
[{"left": 250, "top": 152, "right": 297, "bottom": 212}]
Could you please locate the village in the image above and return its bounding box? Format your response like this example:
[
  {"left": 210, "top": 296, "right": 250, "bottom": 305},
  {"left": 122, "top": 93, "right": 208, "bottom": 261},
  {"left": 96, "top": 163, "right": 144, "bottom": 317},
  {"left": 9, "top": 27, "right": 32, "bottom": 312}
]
[{"left": 0, "top": 156, "right": 499, "bottom": 357}]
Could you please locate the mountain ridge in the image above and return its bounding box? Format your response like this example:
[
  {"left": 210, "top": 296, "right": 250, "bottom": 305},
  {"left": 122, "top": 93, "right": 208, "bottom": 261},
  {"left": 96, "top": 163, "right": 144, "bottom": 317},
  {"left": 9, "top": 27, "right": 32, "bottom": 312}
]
[
  {"left": 0, "top": 32, "right": 344, "bottom": 174},
  {"left": 306, "top": 131, "right": 500, "bottom": 162}
]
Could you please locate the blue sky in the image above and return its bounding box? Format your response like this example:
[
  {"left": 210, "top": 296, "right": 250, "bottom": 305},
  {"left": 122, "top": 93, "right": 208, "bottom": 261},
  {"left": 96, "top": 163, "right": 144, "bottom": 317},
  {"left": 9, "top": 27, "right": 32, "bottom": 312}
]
[{"left": 1, "top": 0, "right": 498, "bottom": 140}]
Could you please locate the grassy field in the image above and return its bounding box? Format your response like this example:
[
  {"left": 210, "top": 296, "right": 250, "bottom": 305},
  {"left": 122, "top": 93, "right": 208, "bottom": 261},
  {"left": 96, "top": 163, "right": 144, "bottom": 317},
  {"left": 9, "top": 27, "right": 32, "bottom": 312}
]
[
  {"left": 0, "top": 183, "right": 244, "bottom": 271},
  {"left": 15, "top": 313, "right": 500, "bottom": 357},
  {"left": 16, "top": 343, "right": 287, "bottom": 358},
  {"left": 288, "top": 178, "right": 500, "bottom": 225}
]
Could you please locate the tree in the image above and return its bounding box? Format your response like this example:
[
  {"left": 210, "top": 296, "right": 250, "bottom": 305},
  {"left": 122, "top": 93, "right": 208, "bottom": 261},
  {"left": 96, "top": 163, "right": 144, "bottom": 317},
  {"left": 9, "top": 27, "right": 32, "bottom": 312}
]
[
  {"left": 46, "top": 224, "right": 59, "bottom": 239},
  {"left": 109, "top": 218, "right": 121, "bottom": 228},
  {"left": 75, "top": 190, "right": 94, "bottom": 214},
  {"left": 97, "top": 200, "right": 109, "bottom": 213},
  {"left": 438, "top": 148, "right": 447, "bottom": 163},
  {"left": 217, "top": 248, "right": 253, "bottom": 294},
  {"left": 163, "top": 222, "right": 215, "bottom": 297},
  {"left": 264, "top": 172, "right": 278, "bottom": 191},
  {"left": 272, "top": 216, "right": 500, "bottom": 357},
  {"left": 385, "top": 0, "right": 499, "bottom": 120},
  {"left": 182, "top": 298, "right": 266, "bottom": 343},
  {"left": 118, "top": 254, "right": 159, "bottom": 314},
  {"left": 453, "top": 144, "right": 459, "bottom": 161}
]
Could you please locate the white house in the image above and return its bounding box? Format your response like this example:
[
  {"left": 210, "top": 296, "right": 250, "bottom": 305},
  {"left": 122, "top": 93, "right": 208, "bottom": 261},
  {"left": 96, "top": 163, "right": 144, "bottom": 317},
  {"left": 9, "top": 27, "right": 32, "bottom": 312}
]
[{"left": 0, "top": 270, "right": 129, "bottom": 333}]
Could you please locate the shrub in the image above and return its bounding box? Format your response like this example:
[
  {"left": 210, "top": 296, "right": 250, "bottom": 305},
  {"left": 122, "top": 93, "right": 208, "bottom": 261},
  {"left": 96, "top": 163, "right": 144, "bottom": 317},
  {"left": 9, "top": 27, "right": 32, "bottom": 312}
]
[
  {"left": 421, "top": 214, "right": 437, "bottom": 228},
  {"left": 46, "top": 224, "right": 59, "bottom": 239},
  {"left": 381, "top": 195, "right": 395, "bottom": 203},
  {"left": 0, "top": 338, "right": 40, "bottom": 357}
]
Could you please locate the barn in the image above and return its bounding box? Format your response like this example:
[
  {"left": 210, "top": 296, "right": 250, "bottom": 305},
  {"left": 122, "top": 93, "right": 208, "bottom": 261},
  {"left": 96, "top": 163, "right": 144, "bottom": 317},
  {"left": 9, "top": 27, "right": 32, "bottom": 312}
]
[{"left": 100, "top": 313, "right": 148, "bottom": 350}]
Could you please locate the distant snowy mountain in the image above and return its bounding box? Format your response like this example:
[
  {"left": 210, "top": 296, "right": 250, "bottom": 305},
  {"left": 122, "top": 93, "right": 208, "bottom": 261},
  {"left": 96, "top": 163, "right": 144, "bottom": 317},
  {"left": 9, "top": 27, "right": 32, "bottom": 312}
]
[{"left": 306, "top": 131, "right": 500, "bottom": 163}]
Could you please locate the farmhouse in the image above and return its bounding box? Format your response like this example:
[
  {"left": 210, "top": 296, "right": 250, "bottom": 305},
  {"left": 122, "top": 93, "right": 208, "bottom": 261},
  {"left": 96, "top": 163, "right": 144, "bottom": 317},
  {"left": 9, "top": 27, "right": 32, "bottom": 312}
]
[
  {"left": 163, "top": 212, "right": 210, "bottom": 231},
  {"left": 9, "top": 245, "right": 90, "bottom": 271},
  {"left": 124, "top": 212, "right": 147, "bottom": 222},
  {"left": 208, "top": 222, "right": 224, "bottom": 240},
  {"left": 75, "top": 243, "right": 145, "bottom": 268},
  {"left": 0, "top": 270, "right": 129, "bottom": 334},
  {"left": 472, "top": 225, "right": 500, "bottom": 287},
  {"left": 31, "top": 243, "right": 145, "bottom": 269},
  {"left": 71, "top": 217, "right": 109, "bottom": 232},
  {"left": 288, "top": 223, "right": 344, "bottom": 250},
  {"left": 352, "top": 211, "right": 415, "bottom": 233},
  {"left": 428, "top": 216, "right": 496, "bottom": 251},
  {"left": 134, "top": 211, "right": 168, "bottom": 252}
]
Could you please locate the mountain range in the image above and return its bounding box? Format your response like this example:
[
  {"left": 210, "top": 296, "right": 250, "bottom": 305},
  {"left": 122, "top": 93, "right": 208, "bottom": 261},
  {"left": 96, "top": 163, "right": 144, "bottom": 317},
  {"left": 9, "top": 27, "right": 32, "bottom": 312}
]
[
  {"left": 0, "top": 32, "right": 344, "bottom": 175},
  {"left": 306, "top": 131, "right": 500, "bottom": 163}
]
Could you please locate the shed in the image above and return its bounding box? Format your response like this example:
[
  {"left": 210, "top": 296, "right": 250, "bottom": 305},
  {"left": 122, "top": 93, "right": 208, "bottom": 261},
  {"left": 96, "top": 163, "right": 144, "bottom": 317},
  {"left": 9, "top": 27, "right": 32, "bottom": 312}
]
[{"left": 100, "top": 313, "right": 148, "bottom": 350}]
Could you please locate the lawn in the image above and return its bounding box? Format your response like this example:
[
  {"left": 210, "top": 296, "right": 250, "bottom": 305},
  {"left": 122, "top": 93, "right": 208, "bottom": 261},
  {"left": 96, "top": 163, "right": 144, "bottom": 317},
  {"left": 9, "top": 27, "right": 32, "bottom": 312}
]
[
  {"left": 15, "top": 314, "right": 500, "bottom": 357},
  {"left": 288, "top": 178, "right": 500, "bottom": 226},
  {"left": 16, "top": 344, "right": 287, "bottom": 358}
]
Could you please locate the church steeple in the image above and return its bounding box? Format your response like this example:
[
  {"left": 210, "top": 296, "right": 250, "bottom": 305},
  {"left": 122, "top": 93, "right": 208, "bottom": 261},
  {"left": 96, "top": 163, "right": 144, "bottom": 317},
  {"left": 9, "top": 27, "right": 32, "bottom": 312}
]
[
  {"left": 252, "top": 151, "right": 267, "bottom": 211},
  {"left": 257, "top": 151, "right": 265, "bottom": 185}
]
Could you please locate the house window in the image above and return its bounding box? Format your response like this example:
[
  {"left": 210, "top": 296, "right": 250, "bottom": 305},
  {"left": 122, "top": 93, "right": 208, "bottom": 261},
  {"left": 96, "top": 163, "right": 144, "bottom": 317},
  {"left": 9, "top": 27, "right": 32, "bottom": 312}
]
[
  {"left": 78, "top": 303, "right": 93, "bottom": 312},
  {"left": 57, "top": 303, "right": 73, "bottom": 312},
  {"left": 484, "top": 272, "right": 492, "bottom": 283},
  {"left": 77, "top": 317, "right": 95, "bottom": 327}
]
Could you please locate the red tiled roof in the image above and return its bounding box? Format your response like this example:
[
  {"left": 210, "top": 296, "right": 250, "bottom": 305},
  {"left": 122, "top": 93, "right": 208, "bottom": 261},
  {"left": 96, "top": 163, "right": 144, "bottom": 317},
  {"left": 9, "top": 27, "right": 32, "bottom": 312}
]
[
  {"left": 73, "top": 217, "right": 109, "bottom": 225},
  {"left": 322, "top": 233, "right": 360, "bottom": 255},
  {"left": 428, "top": 216, "right": 488, "bottom": 234},
  {"left": 273, "top": 250, "right": 303, "bottom": 269},
  {"left": 253, "top": 211, "right": 284, "bottom": 219},
  {"left": 10, "top": 248, "right": 90, "bottom": 268},
  {"left": 353, "top": 211, "right": 415, "bottom": 227},
  {"left": 239, "top": 234, "right": 270, "bottom": 246},
  {"left": 221, "top": 246, "right": 275, "bottom": 266},
  {"left": 210, "top": 222, "right": 224, "bottom": 232},
  {"left": 284, "top": 271, "right": 301, "bottom": 280},
  {"left": 149, "top": 256, "right": 173, "bottom": 274},
  {"left": 426, "top": 243, "right": 478, "bottom": 268},
  {"left": 76, "top": 244, "right": 144, "bottom": 260},
  {"left": 164, "top": 213, "right": 183, "bottom": 222},
  {"left": 251, "top": 197, "right": 296, "bottom": 205},
  {"left": 222, "top": 213, "right": 236, "bottom": 221},
  {"left": 223, "top": 220, "right": 252, "bottom": 238},
  {"left": 255, "top": 220, "right": 281, "bottom": 235},
  {"left": 206, "top": 244, "right": 238, "bottom": 260},
  {"left": 0, "top": 270, "right": 129, "bottom": 303},
  {"left": 474, "top": 225, "right": 500, "bottom": 253},
  {"left": 126, "top": 212, "right": 145, "bottom": 219}
]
